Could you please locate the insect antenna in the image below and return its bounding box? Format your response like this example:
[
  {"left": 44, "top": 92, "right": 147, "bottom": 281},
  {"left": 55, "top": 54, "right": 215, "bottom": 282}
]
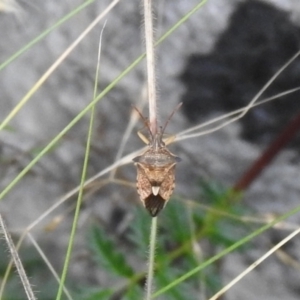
[
  {"left": 132, "top": 105, "right": 153, "bottom": 138},
  {"left": 161, "top": 102, "right": 183, "bottom": 135}
]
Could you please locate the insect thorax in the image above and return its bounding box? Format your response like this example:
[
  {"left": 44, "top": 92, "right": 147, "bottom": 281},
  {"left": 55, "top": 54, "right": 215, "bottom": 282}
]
[{"left": 135, "top": 147, "right": 176, "bottom": 167}]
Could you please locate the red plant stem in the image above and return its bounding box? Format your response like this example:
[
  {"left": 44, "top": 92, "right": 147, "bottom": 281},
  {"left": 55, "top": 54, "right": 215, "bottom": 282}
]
[{"left": 233, "top": 111, "right": 300, "bottom": 192}]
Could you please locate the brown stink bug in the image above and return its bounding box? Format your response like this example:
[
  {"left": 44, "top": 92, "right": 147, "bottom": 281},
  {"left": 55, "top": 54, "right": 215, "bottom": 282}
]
[{"left": 132, "top": 103, "right": 182, "bottom": 217}]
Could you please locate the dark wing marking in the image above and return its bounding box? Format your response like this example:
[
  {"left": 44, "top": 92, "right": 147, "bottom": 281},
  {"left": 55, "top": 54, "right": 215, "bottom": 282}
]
[{"left": 144, "top": 194, "right": 166, "bottom": 217}]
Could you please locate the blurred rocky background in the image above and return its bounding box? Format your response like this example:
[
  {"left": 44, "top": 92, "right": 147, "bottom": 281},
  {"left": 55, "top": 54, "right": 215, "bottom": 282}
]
[{"left": 1, "top": 0, "right": 300, "bottom": 299}]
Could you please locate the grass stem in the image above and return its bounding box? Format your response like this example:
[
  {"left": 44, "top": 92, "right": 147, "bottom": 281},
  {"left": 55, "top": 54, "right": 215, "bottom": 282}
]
[
  {"left": 143, "top": 0, "right": 158, "bottom": 298},
  {"left": 144, "top": 0, "right": 157, "bottom": 134},
  {"left": 55, "top": 20, "right": 106, "bottom": 300},
  {"left": 145, "top": 217, "right": 158, "bottom": 300},
  {"left": 0, "top": 214, "right": 36, "bottom": 300}
]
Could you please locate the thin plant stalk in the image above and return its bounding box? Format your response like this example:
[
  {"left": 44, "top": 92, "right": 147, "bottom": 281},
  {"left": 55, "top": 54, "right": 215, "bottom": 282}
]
[
  {"left": 0, "top": 0, "right": 95, "bottom": 71},
  {"left": 12, "top": 89, "right": 299, "bottom": 235},
  {"left": 143, "top": 0, "right": 159, "bottom": 298},
  {"left": 145, "top": 217, "right": 158, "bottom": 300},
  {"left": 0, "top": 0, "right": 207, "bottom": 133},
  {"left": 0, "top": 0, "right": 120, "bottom": 132},
  {"left": 0, "top": 234, "right": 26, "bottom": 298},
  {"left": 55, "top": 102, "right": 94, "bottom": 300},
  {"left": 143, "top": 2, "right": 208, "bottom": 298},
  {"left": 0, "top": 0, "right": 208, "bottom": 206},
  {"left": 55, "top": 21, "right": 106, "bottom": 300},
  {"left": 2, "top": 86, "right": 297, "bottom": 289},
  {"left": 109, "top": 89, "right": 147, "bottom": 180},
  {"left": 4, "top": 0, "right": 298, "bottom": 297},
  {"left": 1, "top": 1, "right": 294, "bottom": 294},
  {"left": 176, "top": 87, "right": 300, "bottom": 141},
  {"left": 144, "top": 0, "right": 157, "bottom": 134},
  {"left": 0, "top": 214, "right": 36, "bottom": 300},
  {"left": 208, "top": 226, "right": 300, "bottom": 300},
  {"left": 234, "top": 111, "right": 300, "bottom": 191},
  {"left": 0, "top": 147, "right": 141, "bottom": 295},
  {"left": 176, "top": 49, "right": 300, "bottom": 141},
  {"left": 152, "top": 203, "right": 300, "bottom": 298},
  {"left": 27, "top": 234, "right": 73, "bottom": 300},
  {"left": 0, "top": 0, "right": 20, "bottom": 14},
  {"left": 104, "top": 197, "right": 300, "bottom": 297},
  {"left": 55, "top": 82, "right": 94, "bottom": 298}
]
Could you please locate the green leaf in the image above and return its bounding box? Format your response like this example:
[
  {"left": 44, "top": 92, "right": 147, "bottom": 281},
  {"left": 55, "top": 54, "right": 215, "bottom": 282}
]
[
  {"left": 199, "top": 180, "right": 227, "bottom": 205},
  {"left": 128, "top": 207, "right": 151, "bottom": 255},
  {"left": 156, "top": 266, "right": 195, "bottom": 300},
  {"left": 163, "top": 200, "right": 190, "bottom": 244},
  {"left": 208, "top": 218, "right": 249, "bottom": 249},
  {"left": 123, "top": 285, "right": 144, "bottom": 300},
  {"left": 89, "top": 226, "right": 134, "bottom": 278},
  {"left": 78, "top": 288, "right": 114, "bottom": 300},
  {"left": 199, "top": 258, "right": 226, "bottom": 296}
]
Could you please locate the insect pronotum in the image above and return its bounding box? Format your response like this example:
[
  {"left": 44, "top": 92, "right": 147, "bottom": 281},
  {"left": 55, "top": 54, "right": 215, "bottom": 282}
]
[{"left": 132, "top": 103, "right": 182, "bottom": 217}]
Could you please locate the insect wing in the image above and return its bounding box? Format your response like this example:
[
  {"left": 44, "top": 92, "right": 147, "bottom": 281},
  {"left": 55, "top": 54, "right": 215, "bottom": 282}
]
[
  {"left": 144, "top": 194, "right": 166, "bottom": 217},
  {"left": 135, "top": 163, "right": 152, "bottom": 201},
  {"left": 159, "top": 164, "right": 176, "bottom": 202}
]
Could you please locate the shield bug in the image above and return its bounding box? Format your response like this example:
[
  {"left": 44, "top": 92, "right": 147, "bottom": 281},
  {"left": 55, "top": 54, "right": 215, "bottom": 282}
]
[{"left": 132, "top": 103, "right": 182, "bottom": 217}]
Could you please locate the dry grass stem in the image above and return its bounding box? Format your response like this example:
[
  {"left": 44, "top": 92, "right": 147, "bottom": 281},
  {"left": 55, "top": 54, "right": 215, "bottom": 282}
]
[
  {"left": 0, "top": 214, "right": 36, "bottom": 300},
  {"left": 27, "top": 234, "right": 73, "bottom": 300},
  {"left": 209, "top": 226, "right": 300, "bottom": 300},
  {"left": 0, "top": 0, "right": 120, "bottom": 131},
  {"left": 144, "top": 0, "right": 157, "bottom": 133},
  {"left": 176, "top": 87, "right": 300, "bottom": 142}
]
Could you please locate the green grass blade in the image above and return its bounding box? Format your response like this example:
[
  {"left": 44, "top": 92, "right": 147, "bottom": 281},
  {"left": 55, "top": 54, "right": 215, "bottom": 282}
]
[
  {"left": 55, "top": 89, "right": 96, "bottom": 300},
  {"left": 78, "top": 288, "right": 114, "bottom": 300},
  {"left": 0, "top": 0, "right": 95, "bottom": 71},
  {"left": 152, "top": 203, "right": 300, "bottom": 298},
  {"left": 55, "top": 22, "right": 106, "bottom": 299},
  {"left": 0, "top": 0, "right": 208, "bottom": 202},
  {"left": 145, "top": 217, "right": 158, "bottom": 300},
  {"left": 0, "top": 0, "right": 120, "bottom": 132},
  {"left": 155, "top": 0, "right": 207, "bottom": 45}
]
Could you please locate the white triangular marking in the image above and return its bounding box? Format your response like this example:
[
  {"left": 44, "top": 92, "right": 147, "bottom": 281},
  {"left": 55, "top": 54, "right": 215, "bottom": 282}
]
[{"left": 152, "top": 186, "right": 160, "bottom": 196}]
